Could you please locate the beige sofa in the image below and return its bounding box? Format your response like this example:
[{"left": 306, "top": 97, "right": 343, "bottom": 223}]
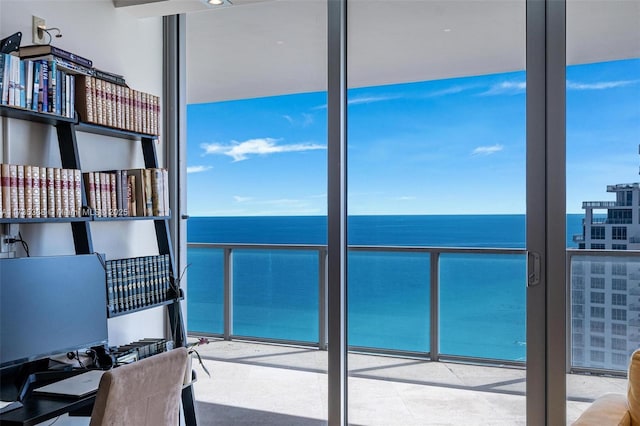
[{"left": 572, "top": 349, "right": 640, "bottom": 425}]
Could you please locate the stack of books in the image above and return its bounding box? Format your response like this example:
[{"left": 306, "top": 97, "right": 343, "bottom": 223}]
[{"left": 0, "top": 163, "right": 82, "bottom": 219}]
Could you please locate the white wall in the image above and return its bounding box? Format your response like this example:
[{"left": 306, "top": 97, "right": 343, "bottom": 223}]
[{"left": 1, "top": 0, "right": 167, "bottom": 346}]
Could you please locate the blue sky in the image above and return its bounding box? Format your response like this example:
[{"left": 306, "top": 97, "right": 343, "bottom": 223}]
[{"left": 187, "top": 58, "right": 640, "bottom": 216}]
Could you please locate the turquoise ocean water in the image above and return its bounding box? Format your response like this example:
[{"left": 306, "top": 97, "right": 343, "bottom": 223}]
[{"left": 187, "top": 214, "right": 583, "bottom": 361}]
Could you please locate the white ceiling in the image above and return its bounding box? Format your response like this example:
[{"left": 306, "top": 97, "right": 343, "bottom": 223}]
[{"left": 116, "top": 0, "right": 640, "bottom": 104}]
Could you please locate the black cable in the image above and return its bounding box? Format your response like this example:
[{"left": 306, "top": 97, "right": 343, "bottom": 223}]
[
  {"left": 15, "top": 232, "right": 30, "bottom": 257},
  {"left": 75, "top": 350, "right": 85, "bottom": 369},
  {"left": 47, "top": 415, "right": 61, "bottom": 425}
]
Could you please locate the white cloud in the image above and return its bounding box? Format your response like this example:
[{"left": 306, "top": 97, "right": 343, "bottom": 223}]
[
  {"left": 186, "top": 165, "right": 212, "bottom": 174},
  {"left": 396, "top": 196, "right": 417, "bottom": 201},
  {"left": 233, "top": 196, "right": 252, "bottom": 203},
  {"left": 425, "top": 85, "right": 475, "bottom": 97},
  {"left": 567, "top": 80, "right": 638, "bottom": 90},
  {"left": 348, "top": 95, "right": 399, "bottom": 105},
  {"left": 313, "top": 95, "right": 399, "bottom": 110},
  {"left": 472, "top": 144, "right": 504, "bottom": 156},
  {"left": 283, "top": 113, "right": 314, "bottom": 127},
  {"left": 282, "top": 115, "right": 294, "bottom": 124},
  {"left": 480, "top": 81, "right": 526, "bottom": 96},
  {"left": 201, "top": 137, "right": 326, "bottom": 162}
]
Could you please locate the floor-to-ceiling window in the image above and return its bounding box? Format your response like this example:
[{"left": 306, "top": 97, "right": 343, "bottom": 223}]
[
  {"left": 345, "top": 1, "right": 528, "bottom": 423},
  {"left": 565, "top": 1, "right": 640, "bottom": 422},
  {"left": 183, "top": 0, "right": 639, "bottom": 424},
  {"left": 185, "top": 2, "right": 329, "bottom": 423}
]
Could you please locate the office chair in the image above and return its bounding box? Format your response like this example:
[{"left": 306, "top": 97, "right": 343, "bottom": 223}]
[{"left": 89, "top": 347, "right": 188, "bottom": 426}]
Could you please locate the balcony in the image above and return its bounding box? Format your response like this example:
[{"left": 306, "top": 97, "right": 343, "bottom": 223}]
[
  {"left": 189, "top": 339, "right": 625, "bottom": 425},
  {"left": 185, "top": 245, "right": 639, "bottom": 424},
  {"left": 582, "top": 201, "right": 619, "bottom": 208}
]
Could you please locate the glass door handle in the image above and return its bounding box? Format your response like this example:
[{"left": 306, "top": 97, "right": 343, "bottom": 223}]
[{"left": 527, "top": 251, "right": 541, "bottom": 287}]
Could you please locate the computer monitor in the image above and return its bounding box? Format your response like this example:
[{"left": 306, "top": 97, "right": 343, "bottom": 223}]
[{"left": 0, "top": 254, "right": 108, "bottom": 369}]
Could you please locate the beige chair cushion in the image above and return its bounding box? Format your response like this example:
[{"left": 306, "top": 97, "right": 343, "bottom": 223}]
[
  {"left": 628, "top": 349, "right": 640, "bottom": 424},
  {"left": 90, "top": 347, "right": 188, "bottom": 426},
  {"left": 572, "top": 393, "right": 630, "bottom": 426}
]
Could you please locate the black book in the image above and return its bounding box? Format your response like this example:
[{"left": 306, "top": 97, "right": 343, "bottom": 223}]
[{"left": 19, "top": 44, "right": 92, "bottom": 68}]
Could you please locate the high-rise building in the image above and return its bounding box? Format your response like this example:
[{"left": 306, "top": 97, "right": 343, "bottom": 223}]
[{"left": 571, "top": 179, "right": 640, "bottom": 370}]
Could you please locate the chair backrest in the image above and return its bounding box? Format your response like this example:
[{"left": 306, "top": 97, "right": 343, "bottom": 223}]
[
  {"left": 629, "top": 349, "right": 640, "bottom": 425},
  {"left": 89, "top": 347, "right": 188, "bottom": 426}
]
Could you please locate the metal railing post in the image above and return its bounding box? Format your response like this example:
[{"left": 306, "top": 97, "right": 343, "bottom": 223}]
[
  {"left": 319, "top": 247, "right": 328, "bottom": 350},
  {"left": 224, "top": 247, "right": 233, "bottom": 340},
  {"left": 430, "top": 251, "right": 440, "bottom": 361}
]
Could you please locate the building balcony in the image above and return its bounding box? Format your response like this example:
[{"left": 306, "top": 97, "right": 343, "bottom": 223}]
[
  {"left": 184, "top": 244, "right": 639, "bottom": 424},
  {"left": 187, "top": 244, "right": 640, "bottom": 372}
]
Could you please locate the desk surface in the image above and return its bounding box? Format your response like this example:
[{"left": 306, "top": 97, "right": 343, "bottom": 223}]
[{"left": 0, "top": 392, "right": 95, "bottom": 426}]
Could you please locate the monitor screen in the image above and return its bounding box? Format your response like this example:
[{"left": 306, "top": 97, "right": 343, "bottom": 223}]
[{"left": 0, "top": 254, "right": 108, "bottom": 368}]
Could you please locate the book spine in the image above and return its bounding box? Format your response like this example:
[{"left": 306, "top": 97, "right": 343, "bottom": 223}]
[
  {"left": 60, "top": 168, "right": 69, "bottom": 217},
  {"left": 144, "top": 168, "right": 152, "bottom": 216},
  {"left": 24, "top": 165, "right": 33, "bottom": 218},
  {"left": 152, "top": 255, "right": 159, "bottom": 304},
  {"left": 69, "top": 74, "right": 75, "bottom": 119},
  {"left": 65, "top": 73, "right": 71, "bottom": 119},
  {"left": 39, "top": 60, "right": 48, "bottom": 113},
  {"left": 102, "top": 172, "right": 110, "bottom": 217},
  {"left": 31, "top": 165, "right": 40, "bottom": 218},
  {"left": 9, "top": 164, "right": 18, "bottom": 218},
  {"left": 53, "top": 167, "right": 62, "bottom": 217},
  {"left": 46, "top": 167, "right": 55, "bottom": 217},
  {"left": 25, "top": 60, "right": 33, "bottom": 110},
  {"left": 110, "top": 173, "right": 117, "bottom": 217},
  {"left": 105, "top": 81, "right": 113, "bottom": 128},
  {"left": 94, "top": 172, "right": 102, "bottom": 217},
  {"left": 106, "top": 260, "right": 114, "bottom": 315},
  {"left": 32, "top": 61, "right": 40, "bottom": 111},
  {"left": 162, "top": 254, "right": 170, "bottom": 301},
  {"left": 18, "top": 60, "right": 25, "bottom": 108},
  {"left": 0, "top": 54, "right": 6, "bottom": 105},
  {"left": 123, "top": 87, "right": 131, "bottom": 131},
  {"left": 74, "top": 169, "right": 81, "bottom": 217},
  {"left": 120, "top": 170, "right": 128, "bottom": 216},
  {"left": 115, "top": 84, "right": 122, "bottom": 130},
  {"left": 55, "top": 69, "right": 62, "bottom": 116},
  {"left": 39, "top": 166, "right": 47, "bottom": 218},
  {"left": 50, "top": 45, "right": 93, "bottom": 68},
  {"left": 116, "top": 259, "right": 123, "bottom": 312},
  {"left": 16, "top": 165, "right": 25, "bottom": 218},
  {"left": 125, "top": 258, "right": 133, "bottom": 311},
  {"left": 93, "top": 69, "right": 125, "bottom": 86},
  {"left": 132, "top": 257, "right": 139, "bottom": 310},
  {"left": 127, "top": 174, "right": 136, "bottom": 217},
  {"left": 66, "top": 168, "right": 74, "bottom": 217},
  {"left": 48, "top": 60, "right": 56, "bottom": 114},
  {"left": 83, "top": 172, "right": 95, "bottom": 215},
  {"left": 142, "top": 256, "right": 152, "bottom": 306},
  {"left": 7, "top": 55, "right": 16, "bottom": 106},
  {"left": 1, "top": 164, "right": 10, "bottom": 218}
]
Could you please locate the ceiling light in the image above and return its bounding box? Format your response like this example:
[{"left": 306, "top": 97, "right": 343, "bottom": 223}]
[{"left": 203, "top": 0, "right": 232, "bottom": 6}]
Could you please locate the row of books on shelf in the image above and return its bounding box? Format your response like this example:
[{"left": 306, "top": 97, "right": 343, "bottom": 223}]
[
  {"left": 0, "top": 53, "right": 76, "bottom": 118},
  {"left": 84, "top": 168, "right": 169, "bottom": 218},
  {"left": 76, "top": 75, "right": 160, "bottom": 136},
  {"left": 1, "top": 44, "right": 161, "bottom": 136},
  {"left": 0, "top": 163, "right": 169, "bottom": 219},
  {"left": 0, "top": 163, "right": 81, "bottom": 219},
  {"left": 106, "top": 254, "right": 172, "bottom": 315}
]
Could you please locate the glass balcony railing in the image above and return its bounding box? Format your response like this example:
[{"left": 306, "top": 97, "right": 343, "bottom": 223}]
[{"left": 187, "top": 243, "right": 640, "bottom": 374}]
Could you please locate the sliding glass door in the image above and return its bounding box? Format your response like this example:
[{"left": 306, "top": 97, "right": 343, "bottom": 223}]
[{"left": 345, "top": 1, "right": 529, "bottom": 423}]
